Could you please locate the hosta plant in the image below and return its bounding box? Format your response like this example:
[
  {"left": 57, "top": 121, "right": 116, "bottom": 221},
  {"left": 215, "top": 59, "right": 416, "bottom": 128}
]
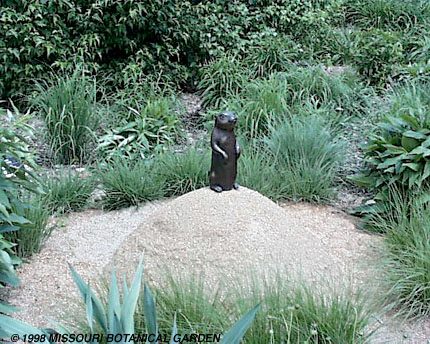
[
  {"left": 349, "top": 82, "right": 430, "bottom": 229},
  {"left": 0, "top": 259, "right": 259, "bottom": 344},
  {"left": 97, "top": 98, "right": 180, "bottom": 160}
]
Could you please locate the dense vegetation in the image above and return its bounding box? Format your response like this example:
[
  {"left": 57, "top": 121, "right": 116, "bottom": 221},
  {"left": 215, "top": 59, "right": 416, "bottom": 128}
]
[{"left": 2, "top": 0, "right": 430, "bottom": 341}]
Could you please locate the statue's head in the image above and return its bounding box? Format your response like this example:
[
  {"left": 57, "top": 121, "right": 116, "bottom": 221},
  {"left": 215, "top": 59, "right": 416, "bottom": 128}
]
[{"left": 215, "top": 111, "right": 237, "bottom": 130}]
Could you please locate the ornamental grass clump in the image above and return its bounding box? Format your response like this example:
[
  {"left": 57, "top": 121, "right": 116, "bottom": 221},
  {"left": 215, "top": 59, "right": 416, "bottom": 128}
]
[{"left": 31, "top": 68, "right": 100, "bottom": 165}]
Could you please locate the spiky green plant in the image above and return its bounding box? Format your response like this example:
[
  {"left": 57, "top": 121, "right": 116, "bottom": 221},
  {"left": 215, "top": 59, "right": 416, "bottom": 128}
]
[
  {"left": 40, "top": 170, "right": 96, "bottom": 215},
  {"left": 0, "top": 260, "right": 259, "bottom": 344},
  {"left": 155, "top": 147, "right": 210, "bottom": 197},
  {"left": 30, "top": 68, "right": 100, "bottom": 164},
  {"left": 265, "top": 116, "right": 344, "bottom": 202},
  {"left": 98, "top": 159, "right": 165, "bottom": 210}
]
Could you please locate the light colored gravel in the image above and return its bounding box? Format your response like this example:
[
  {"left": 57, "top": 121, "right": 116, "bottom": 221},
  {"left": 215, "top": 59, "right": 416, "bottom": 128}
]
[
  {"left": 4, "top": 187, "right": 430, "bottom": 342},
  {"left": 112, "top": 187, "right": 347, "bottom": 289},
  {"left": 4, "top": 202, "right": 163, "bottom": 328}
]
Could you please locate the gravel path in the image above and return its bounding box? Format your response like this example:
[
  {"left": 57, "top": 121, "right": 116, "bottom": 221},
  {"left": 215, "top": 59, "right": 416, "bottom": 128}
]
[{"left": 3, "top": 188, "right": 430, "bottom": 342}]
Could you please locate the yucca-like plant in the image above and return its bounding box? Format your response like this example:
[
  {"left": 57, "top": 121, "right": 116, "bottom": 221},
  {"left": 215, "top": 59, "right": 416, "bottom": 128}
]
[{"left": 0, "top": 259, "right": 259, "bottom": 344}]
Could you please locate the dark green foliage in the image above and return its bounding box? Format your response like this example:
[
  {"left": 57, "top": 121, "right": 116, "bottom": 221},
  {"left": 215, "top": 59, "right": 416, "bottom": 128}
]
[
  {"left": 30, "top": 69, "right": 100, "bottom": 165},
  {"left": 348, "top": 29, "right": 405, "bottom": 86},
  {"left": 40, "top": 171, "right": 96, "bottom": 215},
  {"left": 155, "top": 147, "right": 210, "bottom": 197},
  {"left": 98, "top": 159, "right": 164, "bottom": 210},
  {"left": 1, "top": 0, "right": 341, "bottom": 98},
  {"left": 0, "top": 106, "right": 42, "bottom": 312},
  {"left": 350, "top": 82, "right": 430, "bottom": 193},
  {"left": 97, "top": 96, "right": 181, "bottom": 160}
]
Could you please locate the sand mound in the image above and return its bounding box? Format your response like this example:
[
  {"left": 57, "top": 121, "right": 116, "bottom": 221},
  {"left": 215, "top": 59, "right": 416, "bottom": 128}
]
[{"left": 112, "top": 187, "right": 349, "bottom": 286}]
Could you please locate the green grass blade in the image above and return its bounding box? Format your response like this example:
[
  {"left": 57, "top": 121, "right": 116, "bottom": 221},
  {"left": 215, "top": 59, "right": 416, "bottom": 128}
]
[
  {"left": 144, "top": 283, "right": 158, "bottom": 342},
  {"left": 219, "top": 304, "right": 260, "bottom": 344},
  {"left": 68, "top": 264, "right": 107, "bottom": 333}
]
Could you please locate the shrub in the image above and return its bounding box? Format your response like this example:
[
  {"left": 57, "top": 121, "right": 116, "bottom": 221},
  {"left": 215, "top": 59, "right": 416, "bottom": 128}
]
[
  {"left": 350, "top": 82, "right": 430, "bottom": 192},
  {"left": 155, "top": 147, "right": 210, "bottom": 197},
  {"left": 379, "top": 191, "right": 430, "bottom": 317},
  {"left": 97, "top": 97, "right": 181, "bottom": 160},
  {"left": 98, "top": 159, "right": 164, "bottom": 210},
  {"left": 5, "top": 195, "right": 50, "bottom": 258},
  {"left": 0, "top": 105, "right": 41, "bottom": 312},
  {"left": 30, "top": 68, "right": 100, "bottom": 165},
  {"left": 40, "top": 170, "right": 96, "bottom": 215},
  {"left": 348, "top": 29, "right": 405, "bottom": 86},
  {"left": 265, "top": 116, "right": 344, "bottom": 202}
]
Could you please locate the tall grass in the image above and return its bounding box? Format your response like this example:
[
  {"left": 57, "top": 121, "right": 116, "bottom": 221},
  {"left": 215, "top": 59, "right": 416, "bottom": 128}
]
[
  {"left": 5, "top": 195, "right": 51, "bottom": 258},
  {"left": 345, "top": 0, "right": 430, "bottom": 30},
  {"left": 224, "top": 67, "right": 370, "bottom": 139},
  {"left": 40, "top": 170, "right": 96, "bottom": 215},
  {"left": 30, "top": 68, "right": 100, "bottom": 164},
  {"left": 377, "top": 189, "right": 430, "bottom": 317},
  {"left": 130, "top": 272, "right": 375, "bottom": 343},
  {"left": 98, "top": 159, "right": 165, "bottom": 210},
  {"left": 264, "top": 116, "right": 344, "bottom": 203},
  {"left": 155, "top": 147, "right": 210, "bottom": 197},
  {"left": 197, "top": 54, "right": 253, "bottom": 109}
]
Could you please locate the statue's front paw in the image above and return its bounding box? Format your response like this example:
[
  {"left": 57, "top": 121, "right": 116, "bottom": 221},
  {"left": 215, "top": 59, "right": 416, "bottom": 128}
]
[
  {"left": 210, "top": 185, "right": 223, "bottom": 193},
  {"left": 233, "top": 182, "right": 239, "bottom": 190}
]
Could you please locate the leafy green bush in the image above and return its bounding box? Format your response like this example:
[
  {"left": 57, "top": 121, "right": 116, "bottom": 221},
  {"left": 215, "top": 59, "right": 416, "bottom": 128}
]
[
  {"left": 40, "top": 171, "right": 96, "bottom": 215},
  {"left": 348, "top": 29, "right": 405, "bottom": 86},
  {"left": 30, "top": 69, "right": 100, "bottom": 165},
  {"left": 1, "top": 0, "right": 338, "bottom": 98},
  {"left": 265, "top": 116, "right": 344, "bottom": 202},
  {"left": 97, "top": 97, "right": 180, "bottom": 160},
  {"left": 155, "top": 147, "right": 210, "bottom": 197},
  {"left": 350, "top": 82, "right": 430, "bottom": 192},
  {"left": 98, "top": 159, "right": 164, "bottom": 210},
  {"left": 0, "top": 105, "right": 41, "bottom": 312}
]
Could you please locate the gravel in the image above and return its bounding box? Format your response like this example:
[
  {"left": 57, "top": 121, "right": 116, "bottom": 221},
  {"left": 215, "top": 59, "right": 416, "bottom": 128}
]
[{"left": 4, "top": 187, "right": 430, "bottom": 342}]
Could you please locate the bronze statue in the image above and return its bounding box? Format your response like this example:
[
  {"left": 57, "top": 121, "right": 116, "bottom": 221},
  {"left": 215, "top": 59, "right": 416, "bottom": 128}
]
[{"left": 209, "top": 111, "right": 240, "bottom": 192}]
